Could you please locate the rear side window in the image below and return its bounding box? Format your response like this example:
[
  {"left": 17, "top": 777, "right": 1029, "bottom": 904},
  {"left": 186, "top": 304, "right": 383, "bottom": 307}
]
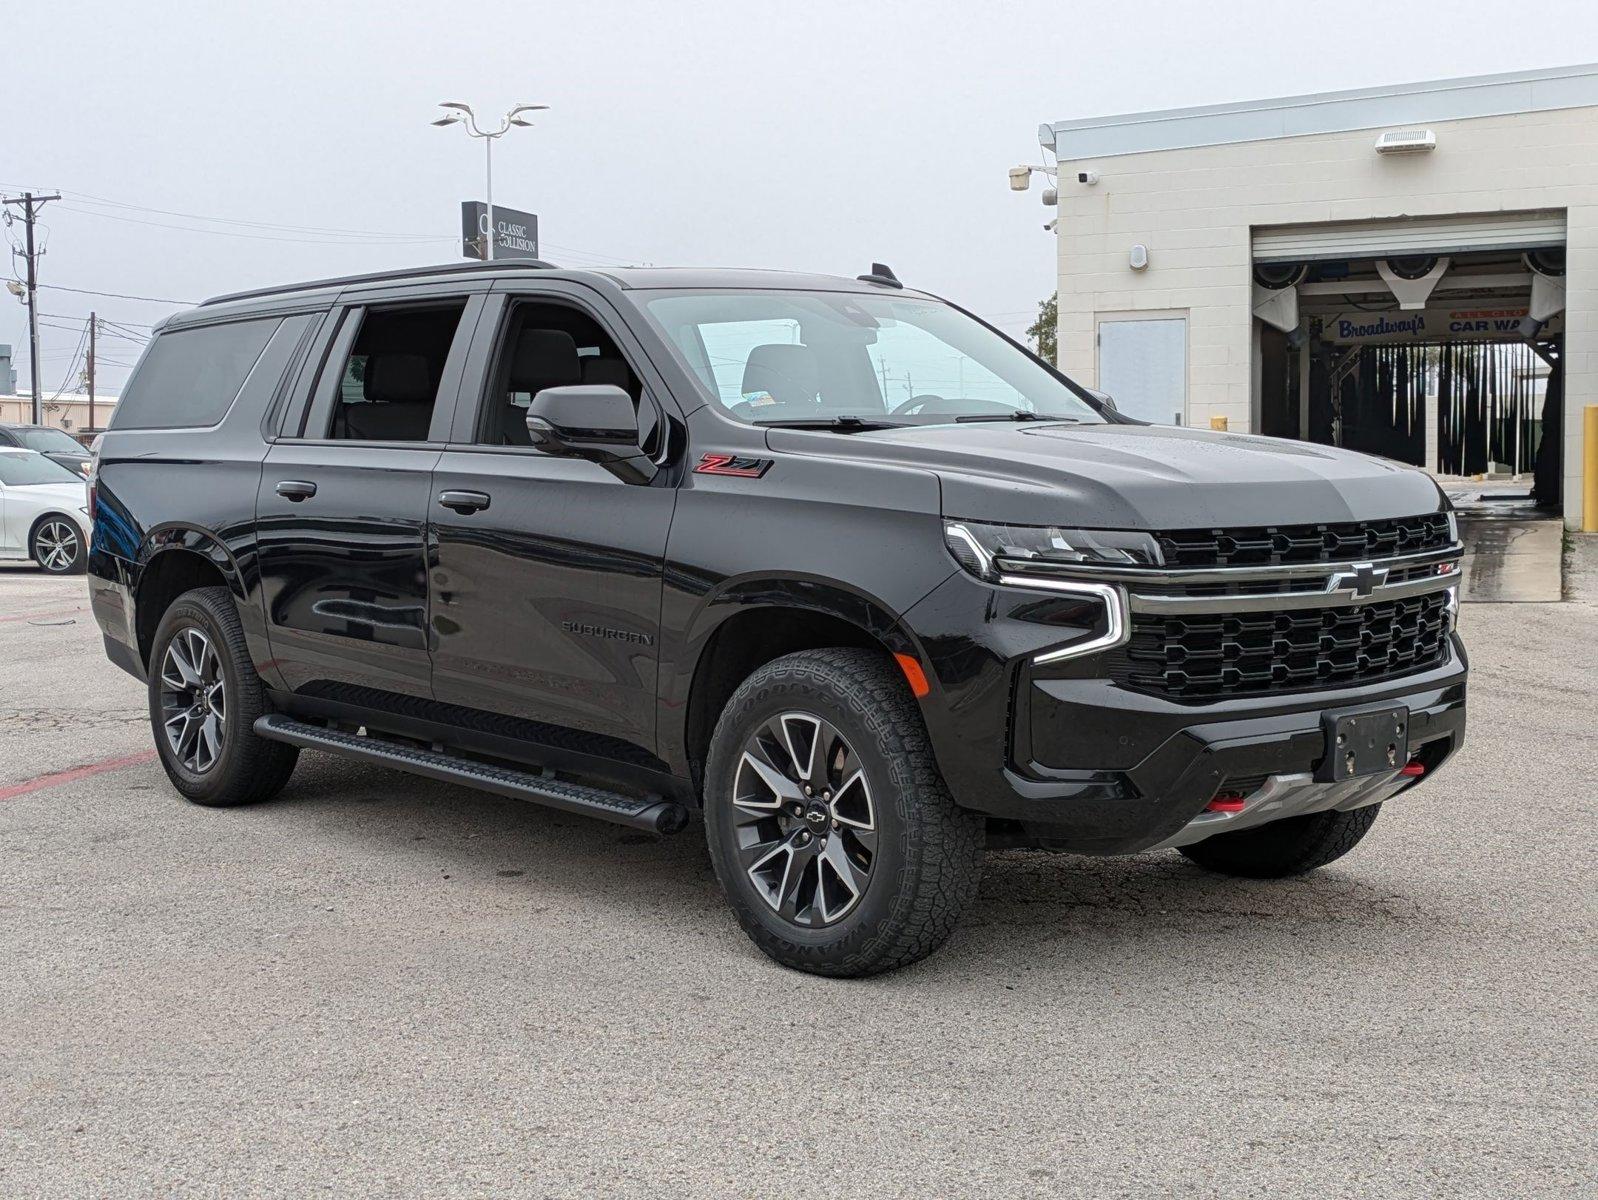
[{"left": 112, "top": 318, "right": 279, "bottom": 430}]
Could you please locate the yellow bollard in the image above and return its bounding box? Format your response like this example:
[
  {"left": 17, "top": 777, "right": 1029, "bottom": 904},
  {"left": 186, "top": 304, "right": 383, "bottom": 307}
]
[
  {"left": 1210, "top": 416, "right": 1229, "bottom": 432},
  {"left": 1585, "top": 405, "right": 1598, "bottom": 533}
]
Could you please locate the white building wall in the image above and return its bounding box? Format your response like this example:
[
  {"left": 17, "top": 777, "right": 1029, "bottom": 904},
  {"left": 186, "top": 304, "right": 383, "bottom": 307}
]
[{"left": 1052, "top": 105, "right": 1598, "bottom": 525}]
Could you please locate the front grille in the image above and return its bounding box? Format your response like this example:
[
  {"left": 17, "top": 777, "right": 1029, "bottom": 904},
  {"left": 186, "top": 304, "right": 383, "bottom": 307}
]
[
  {"left": 1107, "top": 592, "right": 1452, "bottom": 700},
  {"left": 1154, "top": 513, "right": 1453, "bottom": 568}
]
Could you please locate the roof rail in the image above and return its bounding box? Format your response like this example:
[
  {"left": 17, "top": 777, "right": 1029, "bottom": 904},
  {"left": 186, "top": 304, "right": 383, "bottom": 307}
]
[{"left": 200, "top": 258, "right": 559, "bottom": 307}]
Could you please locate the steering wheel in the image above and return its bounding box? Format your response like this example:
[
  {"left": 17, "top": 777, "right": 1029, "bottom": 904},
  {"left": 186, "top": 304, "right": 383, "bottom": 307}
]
[{"left": 890, "top": 394, "right": 950, "bottom": 417}]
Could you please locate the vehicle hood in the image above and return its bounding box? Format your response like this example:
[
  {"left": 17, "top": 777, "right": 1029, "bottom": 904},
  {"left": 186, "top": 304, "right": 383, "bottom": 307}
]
[
  {"left": 43, "top": 450, "right": 91, "bottom": 473},
  {"left": 765, "top": 421, "right": 1446, "bottom": 528}
]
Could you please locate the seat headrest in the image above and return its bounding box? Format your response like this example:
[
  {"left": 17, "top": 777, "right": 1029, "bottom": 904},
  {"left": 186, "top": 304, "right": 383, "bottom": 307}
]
[
  {"left": 581, "top": 357, "right": 633, "bottom": 391},
  {"left": 364, "top": 354, "right": 434, "bottom": 405},
  {"left": 509, "top": 329, "right": 581, "bottom": 392},
  {"left": 741, "top": 343, "right": 819, "bottom": 406}
]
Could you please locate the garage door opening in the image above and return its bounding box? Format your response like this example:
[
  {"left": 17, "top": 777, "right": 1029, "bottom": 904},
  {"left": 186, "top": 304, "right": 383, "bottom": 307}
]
[{"left": 1252, "top": 218, "right": 1566, "bottom": 512}]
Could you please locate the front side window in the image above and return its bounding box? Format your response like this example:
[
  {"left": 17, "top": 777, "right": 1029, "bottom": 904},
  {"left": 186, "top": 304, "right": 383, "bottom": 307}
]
[
  {"left": 0, "top": 452, "right": 82, "bottom": 486},
  {"left": 637, "top": 290, "right": 1102, "bottom": 426},
  {"left": 478, "top": 300, "right": 645, "bottom": 447}
]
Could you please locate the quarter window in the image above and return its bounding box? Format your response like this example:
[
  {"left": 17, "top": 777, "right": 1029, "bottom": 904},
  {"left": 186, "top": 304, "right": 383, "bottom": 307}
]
[{"left": 112, "top": 318, "right": 279, "bottom": 430}]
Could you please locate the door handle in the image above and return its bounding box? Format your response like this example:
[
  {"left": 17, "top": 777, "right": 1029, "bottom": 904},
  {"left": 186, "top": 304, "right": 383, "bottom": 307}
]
[
  {"left": 438, "top": 489, "right": 491, "bottom": 514},
  {"left": 276, "top": 480, "right": 317, "bottom": 501}
]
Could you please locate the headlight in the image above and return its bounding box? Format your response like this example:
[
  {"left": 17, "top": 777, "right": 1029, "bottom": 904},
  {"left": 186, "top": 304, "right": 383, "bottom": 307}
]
[
  {"left": 944, "top": 520, "right": 1161, "bottom": 580},
  {"left": 943, "top": 520, "right": 1133, "bottom": 665}
]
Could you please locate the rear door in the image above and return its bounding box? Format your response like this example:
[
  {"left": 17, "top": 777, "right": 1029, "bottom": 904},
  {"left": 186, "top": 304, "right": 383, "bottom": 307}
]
[
  {"left": 426, "top": 282, "right": 680, "bottom": 760},
  {"left": 256, "top": 287, "right": 485, "bottom": 700}
]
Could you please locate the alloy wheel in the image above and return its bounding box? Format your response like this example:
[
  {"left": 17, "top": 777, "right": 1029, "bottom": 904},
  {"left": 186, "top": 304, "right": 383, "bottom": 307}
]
[
  {"left": 34, "top": 520, "right": 79, "bottom": 573},
  {"left": 158, "top": 627, "right": 227, "bottom": 774},
  {"left": 731, "top": 711, "right": 877, "bottom": 927}
]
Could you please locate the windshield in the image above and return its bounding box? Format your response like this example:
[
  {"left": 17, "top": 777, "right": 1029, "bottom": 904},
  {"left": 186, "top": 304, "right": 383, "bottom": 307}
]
[
  {"left": 638, "top": 290, "right": 1103, "bottom": 426},
  {"left": 0, "top": 451, "right": 82, "bottom": 486},
  {"left": 17, "top": 428, "right": 84, "bottom": 454}
]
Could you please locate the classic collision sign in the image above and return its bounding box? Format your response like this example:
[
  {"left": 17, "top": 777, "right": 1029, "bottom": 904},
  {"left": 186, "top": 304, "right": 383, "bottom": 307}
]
[
  {"left": 460, "top": 201, "right": 540, "bottom": 260},
  {"left": 1316, "top": 305, "right": 1561, "bottom": 344}
]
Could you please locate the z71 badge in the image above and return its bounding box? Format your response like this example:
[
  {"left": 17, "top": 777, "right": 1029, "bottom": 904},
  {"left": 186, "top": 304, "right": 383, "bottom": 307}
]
[{"left": 694, "top": 453, "right": 772, "bottom": 478}]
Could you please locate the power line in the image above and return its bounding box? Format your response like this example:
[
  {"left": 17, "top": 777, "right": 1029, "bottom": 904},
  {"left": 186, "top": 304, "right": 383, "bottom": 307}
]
[
  {"left": 58, "top": 203, "right": 457, "bottom": 247},
  {"left": 39, "top": 283, "right": 196, "bottom": 304},
  {"left": 3, "top": 182, "right": 652, "bottom": 267}
]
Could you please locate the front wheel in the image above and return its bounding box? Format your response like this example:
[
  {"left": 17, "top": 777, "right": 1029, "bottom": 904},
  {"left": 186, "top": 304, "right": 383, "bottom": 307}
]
[
  {"left": 704, "top": 648, "right": 983, "bottom": 977},
  {"left": 1178, "top": 805, "right": 1381, "bottom": 878}
]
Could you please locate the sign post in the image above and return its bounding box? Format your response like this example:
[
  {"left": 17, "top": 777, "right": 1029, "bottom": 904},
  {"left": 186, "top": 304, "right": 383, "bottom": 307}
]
[{"left": 460, "top": 202, "right": 539, "bottom": 261}]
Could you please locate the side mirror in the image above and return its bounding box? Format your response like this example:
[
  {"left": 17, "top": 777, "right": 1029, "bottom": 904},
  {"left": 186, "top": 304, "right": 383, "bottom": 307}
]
[
  {"left": 526, "top": 384, "right": 655, "bottom": 482},
  {"left": 1085, "top": 387, "right": 1117, "bottom": 413}
]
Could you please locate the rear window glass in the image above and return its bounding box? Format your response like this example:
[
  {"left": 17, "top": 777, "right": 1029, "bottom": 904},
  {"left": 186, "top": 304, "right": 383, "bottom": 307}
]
[{"left": 112, "top": 318, "right": 279, "bottom": 430}]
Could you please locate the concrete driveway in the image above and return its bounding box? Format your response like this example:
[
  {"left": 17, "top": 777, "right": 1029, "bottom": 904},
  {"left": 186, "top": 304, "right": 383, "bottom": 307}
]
[{"left": 1, "top": 556, "right": 1593, "bottom": 1198}]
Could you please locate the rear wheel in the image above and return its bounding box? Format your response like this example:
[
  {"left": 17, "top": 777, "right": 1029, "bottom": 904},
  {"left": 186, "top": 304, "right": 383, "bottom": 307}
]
[
  {"left": 31, "top": 516, "right": 85, "bottom": 575},
  {"left": 704, "top": 648, "right": 983, "bottom": 977},
  {"left": 148, "top": 586, "right": 298, "bottom": 806},
  {"left": 1178, "top": 805, "right": 1381, "bottom": 878}
]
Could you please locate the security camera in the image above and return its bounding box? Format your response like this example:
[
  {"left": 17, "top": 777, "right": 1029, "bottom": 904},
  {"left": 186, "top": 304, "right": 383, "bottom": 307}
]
[{"left": 1077, "top": 170, "right": 1100, "bottom": 186}]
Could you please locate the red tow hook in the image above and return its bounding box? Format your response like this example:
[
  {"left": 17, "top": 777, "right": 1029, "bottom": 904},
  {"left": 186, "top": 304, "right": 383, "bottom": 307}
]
[
  {"left": 1400, "top": 761, "right": 1426, "bottom": 778},
  {"left": 1205, "top": 791, "right": 1247, "bottom": 813}
]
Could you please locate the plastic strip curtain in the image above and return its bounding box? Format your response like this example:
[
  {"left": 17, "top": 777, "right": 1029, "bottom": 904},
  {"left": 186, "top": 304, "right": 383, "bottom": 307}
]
[{"left": 1436, "top": 342, "right": 1540, "bottom": 475}]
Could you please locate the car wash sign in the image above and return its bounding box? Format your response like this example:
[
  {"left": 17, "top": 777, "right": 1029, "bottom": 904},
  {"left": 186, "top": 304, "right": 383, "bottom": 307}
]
[
  {"left": 1316, "top": 305, "right": 1561, "bottom": 344},
  {"left": 460, "top": 202, "right": 540, "bottom": 260}
]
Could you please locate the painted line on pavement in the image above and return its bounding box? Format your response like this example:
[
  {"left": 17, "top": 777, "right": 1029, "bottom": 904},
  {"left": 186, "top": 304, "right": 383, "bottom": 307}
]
[{"left": 0, "top": 750, "right": 158, "bottom": 802}]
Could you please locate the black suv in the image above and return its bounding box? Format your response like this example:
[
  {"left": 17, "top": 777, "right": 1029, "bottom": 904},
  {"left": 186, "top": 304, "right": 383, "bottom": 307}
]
[{"left": 89, "top": 260, "right": 1467, "bottom": 975}]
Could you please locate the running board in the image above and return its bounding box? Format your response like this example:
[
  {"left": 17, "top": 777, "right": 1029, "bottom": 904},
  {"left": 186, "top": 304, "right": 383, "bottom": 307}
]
[{"left": 253, "top": 714, "right": 690, "bottom": 835}]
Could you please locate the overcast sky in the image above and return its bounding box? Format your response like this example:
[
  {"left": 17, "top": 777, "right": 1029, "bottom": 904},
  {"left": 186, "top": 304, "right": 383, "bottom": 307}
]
[{"left": 8, "top": 0, "right": 1598, "bottom": 393}]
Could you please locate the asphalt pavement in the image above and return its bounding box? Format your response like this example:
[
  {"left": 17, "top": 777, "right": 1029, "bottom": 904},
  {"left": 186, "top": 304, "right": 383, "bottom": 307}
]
[{"left": 1, "top": 555, "right": 1594, "bottom": 1198}]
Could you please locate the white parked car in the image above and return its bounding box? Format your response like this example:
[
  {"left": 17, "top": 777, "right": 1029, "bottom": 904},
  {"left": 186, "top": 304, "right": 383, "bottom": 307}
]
[{"left": 0, "top": 448, "right": 92, "bottom": 574}]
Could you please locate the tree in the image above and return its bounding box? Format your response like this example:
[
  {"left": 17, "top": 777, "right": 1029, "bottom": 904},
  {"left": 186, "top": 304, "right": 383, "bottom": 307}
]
[{"left": 1026, "top": 292, "right": 1057, "bottom": 366}]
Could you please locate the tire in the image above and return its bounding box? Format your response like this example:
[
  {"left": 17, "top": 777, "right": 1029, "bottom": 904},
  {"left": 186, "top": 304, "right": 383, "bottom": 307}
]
[
  {"left": 31, "top": 515, "right": 86, "bottom": 575},
  {"left": 147, "top": 585, "right": 298, "bottom": 806},
  {"left": 704, "top": 647, "right": 983, "bottom": 977},
  {"left": 1178, "top": 805, "right": 1381, "bottom": 879}
]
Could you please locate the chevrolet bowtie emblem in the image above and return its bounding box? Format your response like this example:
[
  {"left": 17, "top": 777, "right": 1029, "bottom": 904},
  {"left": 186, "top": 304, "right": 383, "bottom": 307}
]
[{"left": 1331, "top": 561, "right": 1389, "bottom": 598}]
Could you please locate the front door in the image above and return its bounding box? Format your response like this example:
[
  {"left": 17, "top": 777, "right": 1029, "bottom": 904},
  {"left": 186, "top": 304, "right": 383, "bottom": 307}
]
[
  {"left": 256, "top": 293, "right": 482, "bottom": 699},
  {"left": 427, "top": 288, "right": 678, "bottom": 763}
]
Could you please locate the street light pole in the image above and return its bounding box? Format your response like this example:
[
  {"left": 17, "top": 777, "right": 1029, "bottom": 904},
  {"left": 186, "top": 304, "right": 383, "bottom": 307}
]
[{"left": 432, "top": 102, "right": 549, "bottom": 261}]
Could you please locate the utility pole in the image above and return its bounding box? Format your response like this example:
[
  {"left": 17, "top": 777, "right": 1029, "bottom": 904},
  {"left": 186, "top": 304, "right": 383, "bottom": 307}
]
[
  {"left": 87, "top": 312, "right": 96, "bottom": 434},
  {"left": 2, "top": 191, "right": 61, "bottom": 424}
]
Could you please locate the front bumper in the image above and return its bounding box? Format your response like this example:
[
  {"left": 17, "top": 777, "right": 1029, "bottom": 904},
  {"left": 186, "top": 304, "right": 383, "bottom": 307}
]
[{"left": 901, "top": 569, "right": 1467, "bottom": 856}]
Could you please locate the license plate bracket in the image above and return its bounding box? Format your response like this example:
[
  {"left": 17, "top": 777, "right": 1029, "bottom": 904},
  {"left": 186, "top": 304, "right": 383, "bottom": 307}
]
[{"left": 1318, "top": 705, "right": 1410, "bottom": 782}]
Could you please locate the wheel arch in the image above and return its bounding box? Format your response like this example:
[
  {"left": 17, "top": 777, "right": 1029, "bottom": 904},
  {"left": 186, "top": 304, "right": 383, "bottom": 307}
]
[
  {"left": 133, "top": 528, "right": 249, "bottom": 668},
  {"left": 673, "top": 575, "right": 925, "bottom": 795}
]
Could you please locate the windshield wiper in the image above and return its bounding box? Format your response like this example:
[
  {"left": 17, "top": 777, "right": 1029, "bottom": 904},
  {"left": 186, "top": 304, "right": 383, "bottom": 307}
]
[
  {"left": 755, "top": 415, "right": 912, "bottom": 431},
  {"left": 953, "top": 410, "right": 1086, "bottom": 423}
]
